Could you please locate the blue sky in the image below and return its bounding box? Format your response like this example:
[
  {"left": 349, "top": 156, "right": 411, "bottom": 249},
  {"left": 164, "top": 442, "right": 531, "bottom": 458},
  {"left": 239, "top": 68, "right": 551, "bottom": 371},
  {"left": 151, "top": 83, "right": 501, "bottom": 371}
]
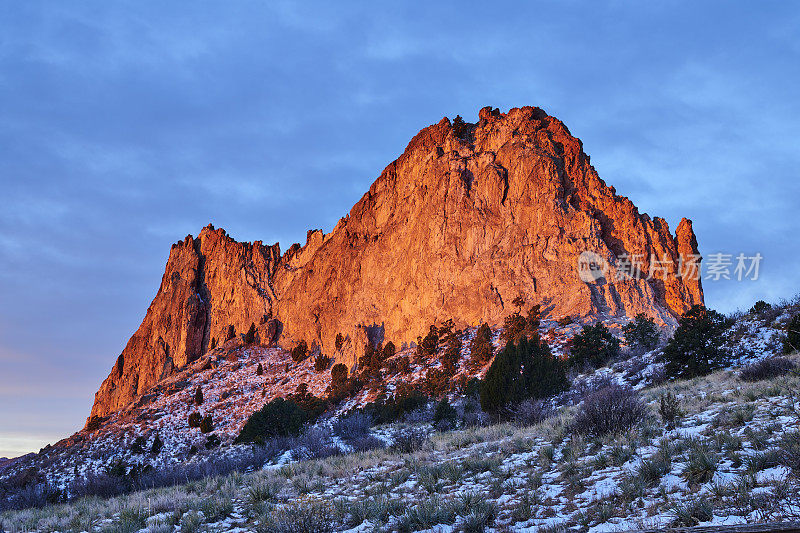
[{"left": 1, "top": 1, "right": 798, "bottom": 457}]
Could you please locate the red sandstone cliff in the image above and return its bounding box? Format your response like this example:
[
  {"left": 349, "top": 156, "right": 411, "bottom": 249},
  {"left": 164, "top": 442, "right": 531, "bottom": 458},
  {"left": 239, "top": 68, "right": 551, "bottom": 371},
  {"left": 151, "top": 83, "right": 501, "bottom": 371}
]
[{"left": 89, "top": 106, "right": 703, "bottom": 419}]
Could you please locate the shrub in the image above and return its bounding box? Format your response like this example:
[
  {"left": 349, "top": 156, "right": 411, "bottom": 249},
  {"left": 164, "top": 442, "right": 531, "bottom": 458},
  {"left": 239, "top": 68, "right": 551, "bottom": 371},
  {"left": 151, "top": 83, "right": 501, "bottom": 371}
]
[
  {"left": 390, "top": 427, "right": 428, "bottom": 453},
  {"left": 332, "top": 412, "right": 372, "bottom": 441},
  {"left": 150, "top": 435, "right": 164, "bottom": 454},
  {"left": 671, "top": 499, "right": 714, "bottom": 526},
  {"left": 294, "top": 427, "right": 340, "bottom": 460},
  {"left": 470, "top": 323, "right": 494, "bottom": 366},
  {"left": 569, "top": 323, "right": 620, "bottom": 369},
  {"left": 682, "top": 445, "right": 717, "bottom": 485},
  {"left": 740, "top": 356, "right": 796, "bottom": 381},
  {"left": 662, "top": 305, "right": 731, "bottom": 379},
  {"left": 622, "top": 313, "right": 660, "bottom": 351},
  {"left": 331, "top": 363, "right": 348, "bottom": 384},
  {"left": 512, "top": 398, "right": 553, "bottom": 426},
  {"left": 244, "top": 322, "right": 257, "bottom": 344},
  {"left": 480, "top": 335, "right": 568, "bottom": 415},
  {"left": 335, "top": 333, "right": 344, "bottom": 351},
  {"left": 783, "top": 314, "right": 800, "bottom": 354},
  {"left": 557, "top": 315, "right": 573, "bottom": 326},
  {"left": 256, "top": 498, "right": 336, "bottom": 533},
  {"left": 433, "top": 399, "right": 457, "bottom": 430},
  {"left": 382, "top": 341, "right": 396, "bottom": 360},
  {"left": 749, "top": 300, "right": 771, "bottom": 315},
  {"left": 779, "top": 431, "right": 800, "bottom": 474},
  {"left": 194, "top": 386, "right": 203, "bottom": 405},
  {"left": 256, "top": 363, "right": 264, "bottom": 375},
  {"left": 659, "top": 391, "right": 683, "bottom": 429},
  {"left": 235, "top": 398, "right": 312, "bottom": 444},
  {"left": 225, "top": 324, "right": 236, "bottom": 341},
  {"left": 130, "top": 435, "right": 146, "bottom": 454},
  {"left": 200, "top": 415, "right": 214, "bottom": 434},
  {"left": 573, "top": 384, "right": 647, "bottom": 436},
  {"left": 313, "top": 354, "right": 331, "bottom": 373},
  {"left": 291, "top": 340, "right": 309, "bottom": 362}
]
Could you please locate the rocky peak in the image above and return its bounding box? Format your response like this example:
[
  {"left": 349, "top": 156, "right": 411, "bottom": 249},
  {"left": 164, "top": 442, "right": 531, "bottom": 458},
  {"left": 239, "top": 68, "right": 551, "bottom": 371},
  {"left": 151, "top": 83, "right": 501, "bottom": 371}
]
[{"left": 89, "top": 106, "right": 703, "bottom": 420}]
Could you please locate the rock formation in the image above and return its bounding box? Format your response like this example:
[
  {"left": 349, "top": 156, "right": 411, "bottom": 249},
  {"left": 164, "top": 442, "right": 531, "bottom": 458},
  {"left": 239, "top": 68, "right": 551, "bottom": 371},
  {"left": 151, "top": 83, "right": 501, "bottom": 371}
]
[{"left": 89, "top": 106, "right": 703, "bottom": 419}]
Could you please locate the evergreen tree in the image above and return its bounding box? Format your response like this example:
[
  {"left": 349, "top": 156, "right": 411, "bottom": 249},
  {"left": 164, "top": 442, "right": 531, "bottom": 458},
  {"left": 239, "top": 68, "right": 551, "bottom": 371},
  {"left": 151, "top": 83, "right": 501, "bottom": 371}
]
[
  {"left": 150, "top": 435, "right": 164, "bottom": 454},
  {"left": 200, "top": 415, "right": 214, "bottom": 434},
  {"left": 569, "top": 323, "right": 620, "bottom": 369},
  {"left": 783, "top": 313, "right": 800, "bottom": 354},
  {"left": 235, "top": 398, "right": 313, "bottom": 444},
  {"left": 188, "top": 411, "right": 202, "bottom": 428},
  {"left": 417, "top": 325, "right": 439, "bottom": 358},
  {"left": 662, "top": 305, "right": 731, "bottom": 378},
  {"left": 291, "top": 340, "right": 308, "bottom": 362},
  {"left": 210, "top": 337, "right": 217, "bottom": 350},
  {"left": 622, "top": 313, "right": 660, "bottom": 351},
  {"left": 244, "top": 322, "right": 257, "bottom": 344},
  {"left": 480, "top": 335, "right": 568, "bottom": 415},
  {"left": 225, "top": 325, "right": 236, "bottom": 341},
  {"left": 256, "top": 363, "right": 264, "bottom": 375},
  {"left": 470, "top": 323, "right": 494, "bottom": 365},
  {"left": 335, "top": 333, "right": 344, "bottom": 351},
  {"left": 194, "top": 385, "right": 203, "bottom": 405}
]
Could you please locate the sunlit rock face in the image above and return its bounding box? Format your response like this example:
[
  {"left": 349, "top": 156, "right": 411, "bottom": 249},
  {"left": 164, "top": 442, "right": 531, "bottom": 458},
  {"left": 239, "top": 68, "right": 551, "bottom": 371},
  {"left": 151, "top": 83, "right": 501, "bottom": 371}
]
[{"left": 89, "top": 106, "right": 703, "bottom": 420}]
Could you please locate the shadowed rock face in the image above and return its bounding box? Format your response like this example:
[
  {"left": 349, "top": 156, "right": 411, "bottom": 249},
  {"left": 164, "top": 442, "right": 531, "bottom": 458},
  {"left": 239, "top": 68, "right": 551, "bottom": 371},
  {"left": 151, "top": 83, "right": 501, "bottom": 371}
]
[{"left": 89, "top": 106, "right": 703, "bottom": 419}]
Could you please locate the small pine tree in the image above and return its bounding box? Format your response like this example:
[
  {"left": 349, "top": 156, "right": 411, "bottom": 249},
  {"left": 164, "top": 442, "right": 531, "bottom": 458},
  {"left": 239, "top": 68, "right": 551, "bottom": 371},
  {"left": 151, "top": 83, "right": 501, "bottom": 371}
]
[
  {"left": 480, "top": 335, "right": 568, "bottom": 416},
  {"left": 244, "top": 323, "right": 257, "bottom": 344},
  {"left": 150, "top": 435, "right": 164, "bottom": 454},
  {"left": 291, "top": 340, "right": 309, "bottom": 362},
  {"left": 225, "top": 325, "right": 236, "bottom": 341},
  {"left": 441, "top": 329, "right": 462, "bottom": 376},
  {"left": 234, "top": 398, "right": 312, "bottom": 444},
  {"left": 470, "top": 323, "right": 494, "bottom": 365},
  {"left": 662, "top": 305, "right": 731, "bottom": 378},
  {"left": 749, "top": 300, "right": 771, "bottom": 315},
  {"left": 188, "top": 411, "right": 202, "bottom": 428},
  {"left": 331, "top": 363, "right": 348, "bottom": 386},
  {"left": 359, "top": 342, "right": 376, "bottom": 371},
  {"left": 194, "top": 386, "right": 203, "bottom": 405},
  {"left": 335, "top": 333, "right": 344, "bottom": 351},
  {"left": 314, "top": 354, "right": 331, "bottom": 372},
  {"left": 256, "top": 363, "right": 264, "bottom": 375},
  {"left": 783, "top": 314, "right": 800, "bottom": 354},
  {"left": 210, "top": 337, "right": 217, "bottom": 350},
  {"left": 200, "top": 415, "right": 214, "bottom": 434},
  {"left": 382, "top": 341, "right": 396, "bottom": 360},
  {"left": 417, "top": 325, "right": 439, "bottom": 358},
  {"left": 569, "top": 323, "right": 620, "bottom": 369},
  {"left": 622, "top": 313, "right": 660, "bottom": 351},
  {"left": 433, "top": 398, "right": 457, "bottom": 428}
]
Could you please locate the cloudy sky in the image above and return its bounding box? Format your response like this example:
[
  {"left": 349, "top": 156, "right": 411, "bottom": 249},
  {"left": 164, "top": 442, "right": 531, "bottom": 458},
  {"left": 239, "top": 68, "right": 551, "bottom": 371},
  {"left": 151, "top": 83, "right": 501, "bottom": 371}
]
[{"left": 1, "top": 1, "right": 798, "bottom": 457}]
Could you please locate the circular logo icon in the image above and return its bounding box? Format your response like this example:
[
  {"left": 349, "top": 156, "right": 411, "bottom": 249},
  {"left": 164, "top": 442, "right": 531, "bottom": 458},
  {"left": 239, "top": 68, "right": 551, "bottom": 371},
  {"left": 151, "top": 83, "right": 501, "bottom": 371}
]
[{"left": 577, "top": 251, "right": 608, "bottom": 282}]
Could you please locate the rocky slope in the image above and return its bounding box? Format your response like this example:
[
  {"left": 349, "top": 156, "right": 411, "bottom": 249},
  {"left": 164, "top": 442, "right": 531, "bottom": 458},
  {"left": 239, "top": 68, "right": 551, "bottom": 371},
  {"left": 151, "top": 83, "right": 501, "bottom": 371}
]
[{"left": 90, "top": 106, "right": 703, "bottom": 420}]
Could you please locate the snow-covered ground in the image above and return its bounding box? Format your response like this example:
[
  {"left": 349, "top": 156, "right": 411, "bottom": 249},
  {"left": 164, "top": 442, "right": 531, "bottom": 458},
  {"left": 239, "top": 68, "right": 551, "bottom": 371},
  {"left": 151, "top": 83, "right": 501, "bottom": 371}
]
[{"left": 2, "top": 306, "right": 799, "bottom": 532}]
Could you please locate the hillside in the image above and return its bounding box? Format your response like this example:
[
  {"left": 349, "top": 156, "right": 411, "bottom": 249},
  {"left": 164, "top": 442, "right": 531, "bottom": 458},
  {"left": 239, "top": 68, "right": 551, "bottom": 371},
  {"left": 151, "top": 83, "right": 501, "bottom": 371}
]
[{"left": 1, "top": 301, "right": 798, "bottom": 532}]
